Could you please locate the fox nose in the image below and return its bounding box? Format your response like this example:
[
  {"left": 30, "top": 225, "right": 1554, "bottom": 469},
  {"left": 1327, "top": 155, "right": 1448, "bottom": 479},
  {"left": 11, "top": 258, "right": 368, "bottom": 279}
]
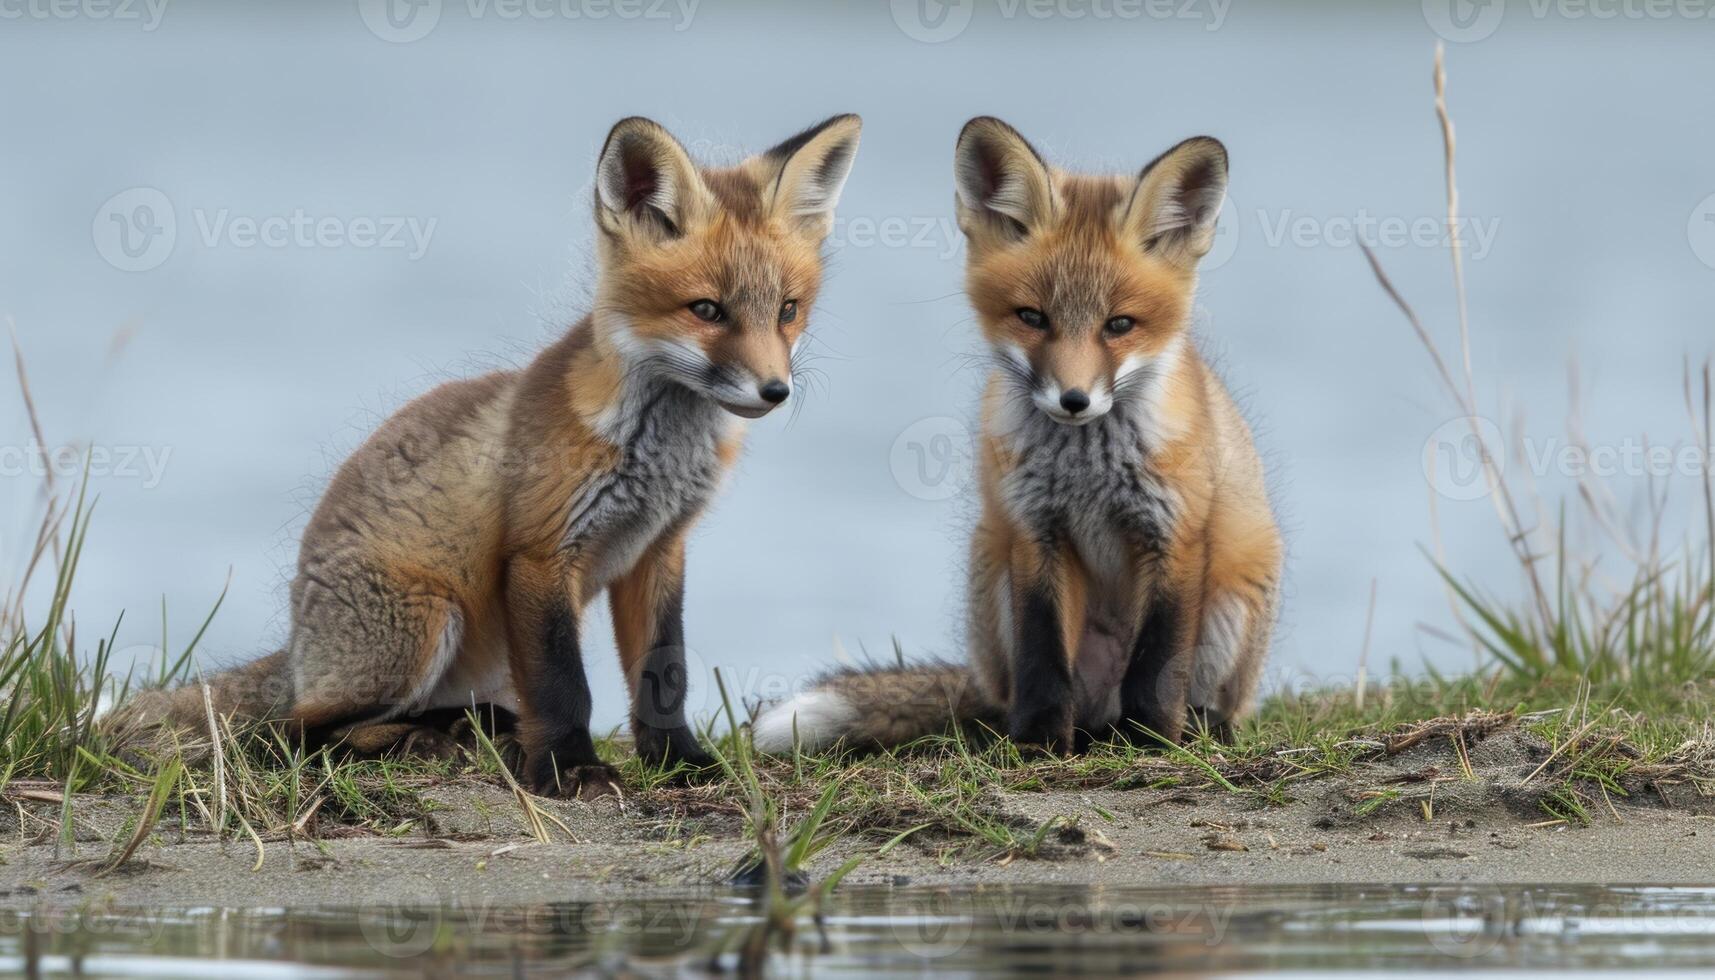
[
  {"left": 1059, "top": 389, "right": 1091, "bottom": 414},
  {"left": 759, "top": 380, "right": 791, "bottom": 405}
]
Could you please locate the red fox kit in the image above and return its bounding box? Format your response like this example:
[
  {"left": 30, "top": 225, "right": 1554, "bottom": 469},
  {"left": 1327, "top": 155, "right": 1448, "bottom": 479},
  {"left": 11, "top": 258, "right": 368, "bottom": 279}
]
[
  {"left": 755, "top": 117, "right": 1280, "bottom": 754},
  {"left": 122, "top": 114, "right": 863, "bottom": 797}
]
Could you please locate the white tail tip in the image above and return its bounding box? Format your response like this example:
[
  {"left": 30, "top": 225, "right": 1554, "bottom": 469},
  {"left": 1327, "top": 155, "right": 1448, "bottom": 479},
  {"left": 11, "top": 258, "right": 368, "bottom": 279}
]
[{"left": 751, "top": 690, "right": 858, "bottom": 755}]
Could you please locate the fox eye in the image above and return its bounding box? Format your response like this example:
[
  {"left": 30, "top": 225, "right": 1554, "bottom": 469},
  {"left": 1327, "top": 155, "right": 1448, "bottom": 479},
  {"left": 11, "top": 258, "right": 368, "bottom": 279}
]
[
  {"left": 779, "top": 300, "right": 798, "bottom": 324},
  {"left": 1016, "top": 308, "right": 1048, "bottom": 330},
  {"left": 688, "top": 299, "right": 725, "bottom": 323},
  {"left": 1104, "top": 316, "right": 1136, "bottom": 336}
]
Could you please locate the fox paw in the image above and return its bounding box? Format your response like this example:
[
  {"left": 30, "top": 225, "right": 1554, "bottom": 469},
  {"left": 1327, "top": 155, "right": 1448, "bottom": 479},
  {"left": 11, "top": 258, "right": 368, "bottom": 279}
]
[
  {"left": 529, "top": 763, "right": 624, "bottom": 801},
  {"left": 661, "top": 747, "right": 719, "bottom": 784},
  {"left": 636, "top": 728, "right": 719, "bottom": 783}
]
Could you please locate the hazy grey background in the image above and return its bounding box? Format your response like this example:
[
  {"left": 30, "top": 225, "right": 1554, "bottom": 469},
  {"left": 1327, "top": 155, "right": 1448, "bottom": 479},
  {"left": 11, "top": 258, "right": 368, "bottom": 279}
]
[{"left": 3, "top": 0, "right": 1713, "bottom": 727}]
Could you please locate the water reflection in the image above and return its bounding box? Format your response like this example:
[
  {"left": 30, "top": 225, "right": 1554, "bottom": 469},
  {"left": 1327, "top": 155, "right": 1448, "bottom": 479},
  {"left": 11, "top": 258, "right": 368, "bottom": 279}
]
[{"left": 5, "top": 884, "right": 1715, "bottom": 976}]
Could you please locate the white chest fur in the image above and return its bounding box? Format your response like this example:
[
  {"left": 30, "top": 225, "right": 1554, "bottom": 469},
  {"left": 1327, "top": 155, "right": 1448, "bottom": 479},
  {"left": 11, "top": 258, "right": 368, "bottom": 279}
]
[
  {"left": 996, "top": 399, "right": 1177, "bottom": 619},
  {"left": 561, "top": 381, "right": 733, "bottom": 588}
]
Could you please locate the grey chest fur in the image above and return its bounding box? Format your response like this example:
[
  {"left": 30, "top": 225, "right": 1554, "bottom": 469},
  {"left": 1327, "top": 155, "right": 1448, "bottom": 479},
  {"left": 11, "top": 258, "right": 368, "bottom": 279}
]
[
  {"left": 561, "top": 382, "right": 730, "bottom": 586},
  {"left": 998, "top": 405, "right": 1177, "bottom": 597}
]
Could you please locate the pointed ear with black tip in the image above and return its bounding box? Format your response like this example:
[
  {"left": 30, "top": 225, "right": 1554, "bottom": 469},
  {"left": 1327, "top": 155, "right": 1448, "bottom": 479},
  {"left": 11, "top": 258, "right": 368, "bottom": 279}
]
[
  {"left": 756, "top": 113, "right": 863, "bottom": 243},
  {"left": 1120, "top": 136, "right": 1228, "bottom": 269},
  {"left": 953, "top": 116, "right": 1057, "bottom": 249},
  {"left": 594, "top": 116, "right": 714, "bottom": 244}
]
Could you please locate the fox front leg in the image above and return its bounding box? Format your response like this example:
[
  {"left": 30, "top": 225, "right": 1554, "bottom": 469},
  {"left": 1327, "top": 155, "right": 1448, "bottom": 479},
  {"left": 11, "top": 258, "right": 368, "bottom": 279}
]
[
  {"left": 1115, "top": 587, "right": 1196, "bottom": 747},
  {"left": 506, "top": 556, "right": 621, "bottom": 799},
  {"left": 610, "top": 534, "right": 715, "bottom": 777},
  {"left": 1006, "top": 542, "right": 1079, "bottom": 753}
]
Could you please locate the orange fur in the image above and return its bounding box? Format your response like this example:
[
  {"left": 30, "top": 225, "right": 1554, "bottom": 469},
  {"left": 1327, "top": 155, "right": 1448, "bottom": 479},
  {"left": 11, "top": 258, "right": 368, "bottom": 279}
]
[
  {"left": 958, "top": 118, "right": 1281, "bottom": 746},
  {"left": 118, "top": 115, "right": 864, "bottom": 798}
]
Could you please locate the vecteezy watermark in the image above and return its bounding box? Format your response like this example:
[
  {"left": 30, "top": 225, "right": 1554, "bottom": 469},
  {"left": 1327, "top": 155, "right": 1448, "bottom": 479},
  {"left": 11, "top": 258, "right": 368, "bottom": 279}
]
[
  {"left": 1690, "top": 192, "right": 1715, "bottom": 270},
  {"left": 1418, "top": 886, "right": 1715, "bottom": 959},
  {"left": 1422, "top": 416, "right": 1715, "bottom": 501},
  {"left": 1202, "top": 191, "right": 1238, "bottom": 271},
  {"left": 1421, "top": 0, "right": 1507, "bottom": 41},
  {"left": 93, "top": 188, "right": 176, "bottom": 273},
  {"left": 815, "top": 201, "right": 1483, "bottom": 267},
  {"left": 356, "top": 880, "right": 703, "bottom": 958},
  {"left": 0, "top": 0, "right": 170, "bottom": 29},
  {"left": 358, "top": 0, "right": 702, "bottom": 43},
  {"left": 1252, "top": 209, "right": 1501, "bottom": 261},
  {"left": 891, "top": 416, "right": 976, "bottom": 502},
  {"left": 1420, "top": 887, "right": 1508, "bottom": 958},
  {"left": 0, "top": 442, "right": 173, "bottom": 490},
  {"left": 1425, "top": 0, "right": 1715, "bottom": 43},
  {"left": 888, "top": 891, "right": 1237, "bottom": 959},
  {"left": 827, "top": 198, "right": 1234, "bottom": 267},
  {"left": 93, "top": 187, "right": 438, "bottom": 272},
  {"left": 890, "top": 0, "right": 1230, "bottom": 43},
  {"left": 829, "top": 214, "right": 964, "bottom": 261},
  {"left": 1421, "top": 417, "right": 1507, "bottom": 503},
  {"left": 191, "top": 208, "right": 437, "bottom": 259}
]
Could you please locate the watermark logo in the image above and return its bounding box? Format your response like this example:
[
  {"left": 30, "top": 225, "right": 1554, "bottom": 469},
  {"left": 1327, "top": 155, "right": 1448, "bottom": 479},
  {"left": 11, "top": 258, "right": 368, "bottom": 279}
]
[
  {"left": 360, "top": 0, "right": 702, "bottom": 41},
  {"left": 92, "top": 189, "right": 439, "bottom": 271},
  {"left": 829, "top": 214, "right": 964, "bottom": 260},
  {"left": 1197, "top": 206, "right": 1502, "bottom": 269},
  {"left": 359, "top": 0, "right": 443, "bottom": 42},
  {"left": 1421, "top": 887, "right": 1506, "bottom": 958},
  {"left": 1422, "top": 416, "right": 1506, "bottom": 502},
  {"left": 358, "top": 878, "right": 445, "bottom": 957},
  {"left": 632, "top": 645, "right": 710, "bottom": 728},
  {"left": 0, "top": 442, "right": 173, "bottom": 489},
  {"left": 93, "top": 187, "right": 177, "bottom": 273},
  {"left": 1254, "top": 208, "right": 1502, "bottom": 261},
  {"left": 1423, "top": 0, "right": 1506, "bottom": 41},
  {"left": 889, "top": 890, "right": 975, "bottom": 958},
  {"left": 1427, "top": 0, "right": 1715, "bottom": 42},
  {"left": 190, "top": 208, "right": 438, "bottom": 258},
  {"left": 891, "top": 0, "right": 1228, "bottom": 41},
  {"left": 1690, "top": 192, "right": 1715, "bottom": 270},
  {"left": 1201, "top": 191, "right": 1238, "bottom": 271},
  {"left": 890, "top": 416, "right": 975, "bottom": 501},
  {"left": 890, "top": 0, "right": 975, "bottom": 41},
  {"left": 1422, "top": 417, "right": 1715, "bottom": 500},
  {"left": 0, "top": 0, "right": 170, "bottom": 30}
]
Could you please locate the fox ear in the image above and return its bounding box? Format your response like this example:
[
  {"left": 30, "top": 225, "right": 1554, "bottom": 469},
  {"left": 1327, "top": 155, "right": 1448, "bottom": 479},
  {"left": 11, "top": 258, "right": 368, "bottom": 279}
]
[
  {"left": 756, "top": 113, "right": 863, "bottom": 242},
  {"left": 595, "top": 117, "right": 713, "bottom": 243},
  {"left": 954, "top": 117, "right": 1056, "bottom": 247},
  {"left": 1120, "top": 136, "right": 1228, "bottom": 269}
]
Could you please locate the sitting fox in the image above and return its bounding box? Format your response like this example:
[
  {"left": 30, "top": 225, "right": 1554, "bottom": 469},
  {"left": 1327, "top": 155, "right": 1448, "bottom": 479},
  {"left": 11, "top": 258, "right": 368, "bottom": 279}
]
[
  {"left": 755, "top": 118, "right": 1280, "bottom": 754},
  {"left": 122, "top": 114, "right": 863, "bottom": 798}
]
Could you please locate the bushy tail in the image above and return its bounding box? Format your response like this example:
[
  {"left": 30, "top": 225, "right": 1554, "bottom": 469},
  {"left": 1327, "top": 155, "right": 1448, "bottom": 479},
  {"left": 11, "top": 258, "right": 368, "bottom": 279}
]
[
  {"left": 104, "top": 650, "right": 293, "bottom": 753},
  {"left": 750, "top": 662, "right": 1001, "bottom": 755}
]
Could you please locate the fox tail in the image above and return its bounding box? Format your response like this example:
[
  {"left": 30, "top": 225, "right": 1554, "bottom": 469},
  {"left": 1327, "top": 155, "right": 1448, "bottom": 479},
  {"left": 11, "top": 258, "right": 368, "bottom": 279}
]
[
  {"left": 103, "top": 650, "right": 293, "bottom": 752},
  {"left": 750, "top": 661, "right": 1000, "bottom": 755}
]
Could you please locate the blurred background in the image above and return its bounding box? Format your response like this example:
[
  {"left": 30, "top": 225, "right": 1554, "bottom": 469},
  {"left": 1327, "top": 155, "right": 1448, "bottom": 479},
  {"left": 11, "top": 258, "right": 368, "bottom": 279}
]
[{"left": 2, "top": 0, "right": 1712, "bottom": 727}]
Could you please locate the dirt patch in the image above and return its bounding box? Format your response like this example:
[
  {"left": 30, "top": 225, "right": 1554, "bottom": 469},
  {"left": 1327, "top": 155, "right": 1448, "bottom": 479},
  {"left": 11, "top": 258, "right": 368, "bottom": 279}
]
[{"left": 2, "top": 726, "right": 1712, "bottom": 909}]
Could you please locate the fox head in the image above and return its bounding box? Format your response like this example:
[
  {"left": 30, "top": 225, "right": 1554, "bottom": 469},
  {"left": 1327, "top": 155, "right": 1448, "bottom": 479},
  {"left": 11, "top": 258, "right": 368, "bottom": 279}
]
[
  {"left": 953, "top": 117, "right": 1226, "bottom": 427},
  {"left": 590, "top": 114, "right": 862, "bottom": 419}
]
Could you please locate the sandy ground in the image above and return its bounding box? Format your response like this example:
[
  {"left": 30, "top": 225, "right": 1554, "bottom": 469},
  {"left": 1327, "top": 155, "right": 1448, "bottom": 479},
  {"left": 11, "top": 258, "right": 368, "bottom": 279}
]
[{"left": 3, "top": 728, "right": 1712, "bottom": 910}]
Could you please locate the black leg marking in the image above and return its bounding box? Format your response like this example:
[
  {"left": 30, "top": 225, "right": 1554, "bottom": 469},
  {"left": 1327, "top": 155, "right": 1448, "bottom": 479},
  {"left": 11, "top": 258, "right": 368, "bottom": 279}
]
[
  {"left": 631, "top": 582, "right": 714, "bottom": 773},
  {"left": 1117, "top": 592, "right": 1191, "bottom": 747},
  {"left": 523, "top": 602, "right": 616, "bottom": 796},
  {"left": 1185, "top": 705, "right": 1233, "bottom": 745},
  {"left": 1009, "top": 585, "right": 1074, "bottom": 752}
]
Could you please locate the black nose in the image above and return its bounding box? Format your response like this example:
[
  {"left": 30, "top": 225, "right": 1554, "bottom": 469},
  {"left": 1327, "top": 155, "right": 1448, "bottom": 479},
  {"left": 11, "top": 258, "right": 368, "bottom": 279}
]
[
  {"left": 759, "top": 380, "right": 791, "bottom": 405},
  {"left": 1060, "top": 389, "right": 1091, "bottom": 414}
]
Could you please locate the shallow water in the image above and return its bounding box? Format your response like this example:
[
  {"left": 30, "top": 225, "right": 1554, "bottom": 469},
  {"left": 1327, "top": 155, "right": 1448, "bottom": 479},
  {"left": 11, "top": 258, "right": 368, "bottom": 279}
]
[{"left": 5, "top": 884, "right": 1715, "bottom": 976}]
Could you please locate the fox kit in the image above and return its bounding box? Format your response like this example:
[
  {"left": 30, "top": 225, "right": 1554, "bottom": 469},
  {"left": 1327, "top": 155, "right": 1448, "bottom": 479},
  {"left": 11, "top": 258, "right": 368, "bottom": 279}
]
[
  {"left": 122, "top": 114, "right": 863, "bottom": 797},
  {"left": 755, "top": 117, "right": 1280, "bottom": 754}
]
